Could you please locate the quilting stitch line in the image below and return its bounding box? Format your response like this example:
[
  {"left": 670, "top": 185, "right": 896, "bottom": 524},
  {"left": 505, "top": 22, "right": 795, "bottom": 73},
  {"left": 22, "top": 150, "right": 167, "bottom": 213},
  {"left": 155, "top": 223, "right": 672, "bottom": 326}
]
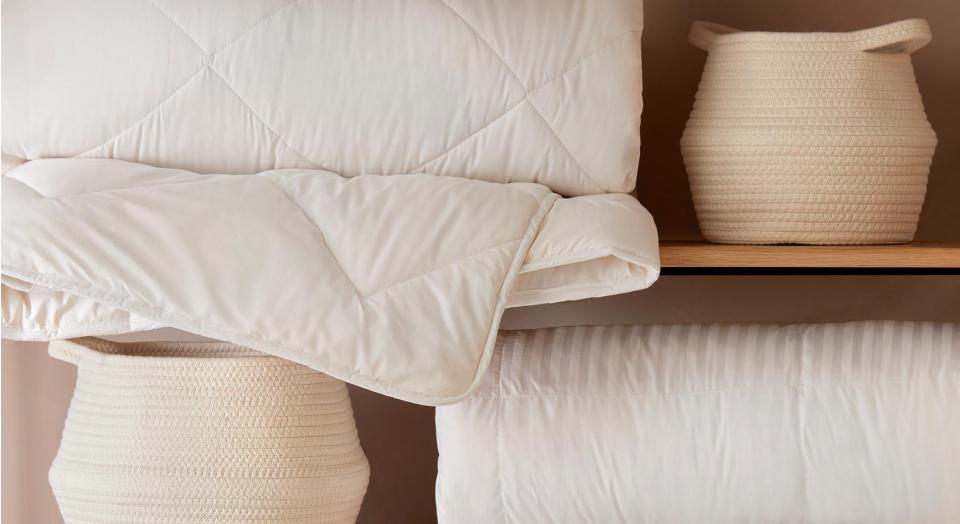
[
  {"left": 74, "top": 0, "right": 305, "bottom": 163},
  {"left": 208, "top": 68, "right": 328, "bottom": 170},
  {"left": 421, "top": 0, "right": 638, "bottom": 192}
]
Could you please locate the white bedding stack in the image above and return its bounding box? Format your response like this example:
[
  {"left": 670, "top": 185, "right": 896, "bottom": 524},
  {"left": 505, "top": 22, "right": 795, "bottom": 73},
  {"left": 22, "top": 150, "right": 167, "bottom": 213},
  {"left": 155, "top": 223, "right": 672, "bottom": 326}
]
[
  {"left": 681, "top": 19, "right": 937, "bottom": 244},
  {"left": 48, "top": 339, "right": 370, "bottom": 524},
  {"left": 436, "top": 322, "right": 960, "bottom": 523}
]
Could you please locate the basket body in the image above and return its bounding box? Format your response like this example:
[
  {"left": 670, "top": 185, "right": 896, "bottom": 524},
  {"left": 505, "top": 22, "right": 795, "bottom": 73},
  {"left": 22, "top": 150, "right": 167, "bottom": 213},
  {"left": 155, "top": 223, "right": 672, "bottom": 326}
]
[
  {"left": 680, "top": 19, "right": 937, "bottom": 244},
  {"left": 48, "top": 339, "right": 370, "bottom": 524}
]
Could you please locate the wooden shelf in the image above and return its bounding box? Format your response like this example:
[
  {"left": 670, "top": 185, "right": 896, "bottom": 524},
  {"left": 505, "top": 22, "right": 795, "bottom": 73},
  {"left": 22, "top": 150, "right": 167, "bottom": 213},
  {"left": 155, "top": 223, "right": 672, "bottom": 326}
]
[{"left": 659, "top": 242, "right": 960, "bottom": 270}]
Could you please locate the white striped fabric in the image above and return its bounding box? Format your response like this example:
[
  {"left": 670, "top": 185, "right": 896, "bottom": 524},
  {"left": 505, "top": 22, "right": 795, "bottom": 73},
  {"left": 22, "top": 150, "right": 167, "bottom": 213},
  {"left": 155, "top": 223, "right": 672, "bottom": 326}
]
[{"left": 436, "top": 321, "right": 960, "bottom": 523}]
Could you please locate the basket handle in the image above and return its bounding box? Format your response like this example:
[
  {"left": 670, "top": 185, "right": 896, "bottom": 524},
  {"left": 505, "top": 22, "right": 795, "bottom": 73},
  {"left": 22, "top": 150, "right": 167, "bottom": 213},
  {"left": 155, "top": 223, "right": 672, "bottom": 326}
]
[
  {"left": 689, "top": 21, "right": 741, "bottom": 51},
  {"left": 689, "top": 19, "right": 931, "bottom": 54},
  {"left": 855, "top": 19, "right": 931, "bottom": 54}
]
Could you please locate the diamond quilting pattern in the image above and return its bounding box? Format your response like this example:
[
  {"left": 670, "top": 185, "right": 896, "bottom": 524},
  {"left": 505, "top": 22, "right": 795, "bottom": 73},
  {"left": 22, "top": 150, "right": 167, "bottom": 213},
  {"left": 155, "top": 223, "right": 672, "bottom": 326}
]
[
  {"left": 212, "top": 0, "right": 524, "bottom": 177},
  {"left": 146, "top": 0, "right": 297, "bottom": 55},
  {"left": 2, "top": 0, "right": 204, "bottom": 158},
  {"left": 4, "top": 0, "right": 643, "bottom": 196},
  {"left": 84, "top": 68, "right": 319, "bottom": 173}
]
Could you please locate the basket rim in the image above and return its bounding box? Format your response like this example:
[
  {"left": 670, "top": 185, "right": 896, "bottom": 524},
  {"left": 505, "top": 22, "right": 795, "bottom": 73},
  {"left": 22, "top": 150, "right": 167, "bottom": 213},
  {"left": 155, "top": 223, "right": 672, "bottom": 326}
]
[{"left": 48, "top": 338, "right": 278, "bottom": 367}]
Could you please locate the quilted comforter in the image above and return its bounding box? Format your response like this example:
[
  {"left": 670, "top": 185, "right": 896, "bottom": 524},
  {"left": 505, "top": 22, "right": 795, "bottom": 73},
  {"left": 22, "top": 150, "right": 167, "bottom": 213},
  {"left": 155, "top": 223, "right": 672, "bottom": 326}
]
[
  {"left": 2, "top": 159, "right": 658, "bottom": 404},
  {"left": 437, "top": 322, "right": 960, "bottom": 522},
  {"left": 1, "top": 0, "right": 653, "bottom": 405}
]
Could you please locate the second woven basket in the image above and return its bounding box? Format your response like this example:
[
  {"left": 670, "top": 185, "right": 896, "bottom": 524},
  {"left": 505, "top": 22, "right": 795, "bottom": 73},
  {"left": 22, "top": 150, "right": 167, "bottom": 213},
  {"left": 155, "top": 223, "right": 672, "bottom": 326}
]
[
  {"left": 48, "top": 338, "right": 370, "bottom": 524},
  {"left": 681, "top": 19, "right": 937, "bottom": 244}
]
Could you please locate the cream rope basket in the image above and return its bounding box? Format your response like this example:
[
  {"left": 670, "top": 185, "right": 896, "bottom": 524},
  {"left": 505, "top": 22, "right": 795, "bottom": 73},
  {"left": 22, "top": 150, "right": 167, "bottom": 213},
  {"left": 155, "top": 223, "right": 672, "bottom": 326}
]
[
  {"left": 47, "top": 338, "right": 370, "bottom": 524},
  {"left": 680, "top": 19, "right": 937, "bottom": 244}
]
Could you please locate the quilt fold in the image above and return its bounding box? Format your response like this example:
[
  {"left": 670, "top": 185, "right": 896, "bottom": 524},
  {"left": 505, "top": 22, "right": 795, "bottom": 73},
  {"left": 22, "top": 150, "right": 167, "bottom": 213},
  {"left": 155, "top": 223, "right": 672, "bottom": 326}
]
[{"left": 2, "top": 159, "right": 659, "bottom": 404}]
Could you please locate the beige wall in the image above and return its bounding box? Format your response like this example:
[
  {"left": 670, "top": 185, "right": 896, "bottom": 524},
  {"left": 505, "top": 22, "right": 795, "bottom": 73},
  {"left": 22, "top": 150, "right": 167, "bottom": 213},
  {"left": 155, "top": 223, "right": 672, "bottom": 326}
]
[
  {"left": 2, "top": 341, "right": 74, "bottom": 524},
  {"left": 3, "top": 0, "right": 958, "bottom": 522}
]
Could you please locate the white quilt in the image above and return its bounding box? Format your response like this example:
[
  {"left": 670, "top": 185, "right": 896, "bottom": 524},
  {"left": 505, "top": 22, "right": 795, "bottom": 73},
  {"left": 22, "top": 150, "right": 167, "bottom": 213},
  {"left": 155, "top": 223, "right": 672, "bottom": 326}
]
[
  {"left": 2, "top": 0, "right": 655, "bottom": 404},
  {"left": 437, "top": 322, "right": 960, "bottom": 522},
  {"left": 1, "top": 159, "right": 659, "bottom": 404},
  {"left": 3, "top": 0, "right": 643, "bottom": 196}
]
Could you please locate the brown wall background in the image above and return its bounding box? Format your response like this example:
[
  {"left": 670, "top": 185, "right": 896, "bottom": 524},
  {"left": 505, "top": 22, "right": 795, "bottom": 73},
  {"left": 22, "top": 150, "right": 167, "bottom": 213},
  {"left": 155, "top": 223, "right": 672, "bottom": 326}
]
[{"left": 3, "top": 1, "right": 958, "bottom": 523}]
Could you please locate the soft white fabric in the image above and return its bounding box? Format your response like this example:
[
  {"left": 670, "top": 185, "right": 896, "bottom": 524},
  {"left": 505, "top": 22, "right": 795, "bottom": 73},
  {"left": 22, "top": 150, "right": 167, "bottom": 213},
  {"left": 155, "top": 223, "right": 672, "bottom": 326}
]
[
  {"left": 2, "top": 0, "right": 643, "bottom": 196},
  {"left": 436, "top": 322, "right": 960, "bottom": 523},
  {"left": 510, "top": 194, "right": 659, "bottom": 307},
  {"left": 1, "top": 159, "right": 659, "bottom": 405},
  {"left": 2, "top": 0, "right": 654, "bottom": 404}
]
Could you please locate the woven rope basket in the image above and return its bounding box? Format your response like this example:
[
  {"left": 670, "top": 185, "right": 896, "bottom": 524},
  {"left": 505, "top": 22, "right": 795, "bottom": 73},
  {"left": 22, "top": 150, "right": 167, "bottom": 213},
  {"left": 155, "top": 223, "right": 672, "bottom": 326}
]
[
  {"left": 680, "top": 19, "right": 937, "bottom": 244},
  {"left": 48, "top": 338, "right": 370, "bottom": 524}
]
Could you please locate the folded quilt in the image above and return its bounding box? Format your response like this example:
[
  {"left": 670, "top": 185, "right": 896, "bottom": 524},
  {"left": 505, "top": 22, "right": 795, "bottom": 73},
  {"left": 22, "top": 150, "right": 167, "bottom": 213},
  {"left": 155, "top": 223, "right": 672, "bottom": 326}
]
[
  {"left": 437, "top": 322, "right": 960, "bottom": 522},
  {"left": 1, "top": 158, "right": 659, "bottom": 405}
]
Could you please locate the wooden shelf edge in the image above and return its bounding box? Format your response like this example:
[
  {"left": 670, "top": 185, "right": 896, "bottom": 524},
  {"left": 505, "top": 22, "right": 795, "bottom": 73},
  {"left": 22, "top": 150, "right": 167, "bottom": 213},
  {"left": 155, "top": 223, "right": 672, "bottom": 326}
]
[{"left": 659, "top": 242, "right": 960, "bottom": 269}]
